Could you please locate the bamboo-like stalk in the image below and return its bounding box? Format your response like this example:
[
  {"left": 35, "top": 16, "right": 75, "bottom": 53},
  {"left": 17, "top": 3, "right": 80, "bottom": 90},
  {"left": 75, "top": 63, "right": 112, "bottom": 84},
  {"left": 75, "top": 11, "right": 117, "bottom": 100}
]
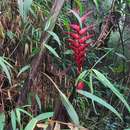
[{"left": 17, "top": 0, "right": 65, "bottom": 105}]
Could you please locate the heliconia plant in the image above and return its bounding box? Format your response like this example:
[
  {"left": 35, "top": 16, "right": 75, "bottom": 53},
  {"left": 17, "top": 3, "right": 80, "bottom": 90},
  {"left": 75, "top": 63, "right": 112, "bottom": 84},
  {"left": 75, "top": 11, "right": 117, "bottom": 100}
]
[
  {"left": 65, "top": 11, "right": 94, "bottom": 89},
  {"left": 65, "top": 11, "right": 94, "bottom": 74}
]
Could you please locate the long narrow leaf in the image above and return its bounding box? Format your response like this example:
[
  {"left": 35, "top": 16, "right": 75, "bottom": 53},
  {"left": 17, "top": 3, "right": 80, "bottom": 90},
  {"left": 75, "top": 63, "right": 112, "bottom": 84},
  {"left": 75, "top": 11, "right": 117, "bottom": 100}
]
[
  {"left": 24, "top": 0, "right": 33, "bottom": 19},
  {"left": 1, "top": 57, "right": 13, "bottom": 69},
  {"left": 77, "top": 90, "right": 122, "bottom": 120},
  {"left": 69, "top": 9, "right": 82, "bottom": 28},
  {"left": 89, "top": 71, "right": 98, "bottom": 114},
  {"left": 17, "top": 65, "right": 30, "bottom": 77},
  {"left": 44, "top": 44, "right": 60, "bottom": 58},
  {"left": 0, "top": 112, "right": 5, "bottom": 130},
  {"left": 15, "top": 108, "right": 21, "bottom": 125},
  {"left": 0, "top": 57, "right": 12, "bottom": 84},
  {"left": 76, "top": 70, "right": 88, "bottom": 85},
  {"left": 43, "top": 73, "right": 79, "bottom": 125},
  {"left": 92, "top": 69, "right": 130, "bottom": 113},
  {"left": 17, "top": 0, "right": 24, "bottom": 18},
  {"left": 11, "top": 110, "right": 16, "bottom": 130},
  {"left": 60, "top": 92, "right": 79, "bottom": 125},
  {"left": 16, "top": 108, "right": 33, "bottom": 118},
  {"left": 24, "top": 112, "right": 53, "bottom": 130},
  {"left": 93, "top": 0, "right": 99, "bottom": 12},
  {"left": 35, "top": 94, "right": 42, "bottom": 111},
  {"left": 47, "top": 31, "right": 61, "bottom": 46}
]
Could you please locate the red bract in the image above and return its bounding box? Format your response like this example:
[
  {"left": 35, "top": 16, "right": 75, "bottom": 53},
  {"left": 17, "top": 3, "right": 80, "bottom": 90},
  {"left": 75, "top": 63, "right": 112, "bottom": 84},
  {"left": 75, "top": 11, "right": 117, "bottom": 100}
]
[
  {"left": 76, "top": 81, "right": 85, "bottom": 90},
  {"left": 65, "top": 11, "right": 94, "bottom": 74},
  {"left": 81, "top": 11, "right": 92, "bottom": 23},
  {"left": 70, "top": 24, "right": 80, "bottom": 31}
]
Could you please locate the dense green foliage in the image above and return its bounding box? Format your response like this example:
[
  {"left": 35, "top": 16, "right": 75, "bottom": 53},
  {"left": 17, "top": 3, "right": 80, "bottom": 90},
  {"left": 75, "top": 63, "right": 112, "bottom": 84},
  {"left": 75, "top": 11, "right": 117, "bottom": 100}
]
[{"left": 0, "top": 0, "right": 130, "bottom": 130}]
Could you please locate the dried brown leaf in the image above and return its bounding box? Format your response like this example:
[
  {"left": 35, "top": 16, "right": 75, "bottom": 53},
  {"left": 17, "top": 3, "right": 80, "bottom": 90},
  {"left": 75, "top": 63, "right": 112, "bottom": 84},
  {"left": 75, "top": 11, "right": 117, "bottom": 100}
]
[
  {"left": 54, "top": 123, "right": 61, "bottom": 130},
  {"left": 37, "top": 123, "right": 48, "bottom": 128}
]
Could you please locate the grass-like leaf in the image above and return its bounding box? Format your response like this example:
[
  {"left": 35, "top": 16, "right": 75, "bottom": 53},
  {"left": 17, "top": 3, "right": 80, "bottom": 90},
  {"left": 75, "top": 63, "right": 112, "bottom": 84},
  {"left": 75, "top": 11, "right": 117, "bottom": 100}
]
[
  {"left": 47, "top": 31, "right": 61, "bottom": 46},
  {"left": 0, "top": 57, "right": 12, "bottom": 85},
  {"left": 24, "top": 112, "right": 53, "bottom": 130},
  {"left": 44, "top": 44, "right": 60, "bottom": 58},
  {"left": 23, "top": 0, "right": 33, "bottom": 19},
  {"left": 11, "top": 110, "right": 16, "bottom": 130},
  {"left": 76, "top": 70, "right": 88, "bottom": 85},
  {"left": 93, "top": 0, "right": 99, "bottom": 12},
  {"left": 17, "top": 0, "right": 24, "bottom": 19},
  {"left": 35, "top": 94, "right": 42, "bottom": 111},
  {"left": 16, "top": 108, "right": 33, "bottom": 118},
  {"left": 60, "top": 92, "right": 79, "bottom": 125},
  {"left": 92, "top": 69, "right": 130, "bottom": 113},
  {"left": 17, "top": 0, "right": 33, "bottom": 21},
  {"left": 16, "top": 108, "right": 21, "bottom": 125},
  {"left": 17, "top": 65, "right": 30, "bottom": 77},
  {"left": 69, "top": 9, "right": 82, "bottom": 28},
  {"left": 43, "top": 73, "right": 79, "bottom": 125},
  {"left": 77, "top": 90, "right": 122, "bottom": 120},
  {"left": 0, "top": 112, "right": 5, "bottom": 130}
]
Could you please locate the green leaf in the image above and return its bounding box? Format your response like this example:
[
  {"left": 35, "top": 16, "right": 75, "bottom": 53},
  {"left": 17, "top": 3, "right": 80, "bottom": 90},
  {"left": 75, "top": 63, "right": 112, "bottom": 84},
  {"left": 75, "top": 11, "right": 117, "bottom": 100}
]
[
  {"left": 91, "top": 49, "right": 113, "bottom": 69},
  {"left": 77, "top": 90, "right": 122, "bottom": 120},
  {"left": 76, "top": 70, "right": 88, "bottom": 85},
  {"left": 92, "top": 69, "right": 130, "bottom": 113},
  {"left": 69, "top": 9, "right": 82, "bottom": 28},
  {"left": 0, "top": 57, "right": 12, "bottom": 85},
  {"left": 64, "top": 49, "right": 73, "bottom": 55},
  {"left": 11, "top": 110, "right": 16, "bottom": 130},
  {"left": 16, "top": 108, "right": 33, "bottom": 118},
  {"left": 47, "top": 31, "right": 61, "bottom": 46},
  {"left": 0, "top": 112, "right": 5, "bottom": 130},
  {"left": 93, "top": 0, "right": 99, "bottom": 12},
  {"left": 128, "top": 0, "right": 130, "bottom": 3},
  {"left": 24, "top": 0, "right": 33, "bottom": 19},
  {"left": 17, "top": 65, "right": 30, "bottom": 77},
  {"left": 17, "top": 0, "right": 33, "bottom": 21},
  {"left": 44, "top": 17, "right": 52, "bottom": 31},
  {"left": 89, "top": 71, "right": 98, "bottom": 114},
  {"left": 17, "top": 0, "right": 24, "bottom": 19},
  {"left": 25, "top": 118, "right": 37, "bottom": 130},
  {"left": 60, "top": 93, "right": 79, "bottom": 125},
  {"left": 35, "top": 94, "right": 42, "bottom": 111},
  {"left": 6, "top": 31, "right": 15, "bottom": 40},
  {"left": 44, "top": 44, "right": 60, "bottom": 58},
  {"left": 115, "top": 52, "right": 127, "bottom": 60},
  {"left": 1, "top": 57, "right": 13, "bottom": 69},
  {"left": 43, "top": 73, "right": 79, "bottom": 125},
  {"left": 75, "top": 0, "right": 83, "bottom": 15},
  {"left": 16, "top": 108, "right": 21, "bottom": 125},
  {"left": 24, "top": 112, "right": 53, "bottom": 130}
]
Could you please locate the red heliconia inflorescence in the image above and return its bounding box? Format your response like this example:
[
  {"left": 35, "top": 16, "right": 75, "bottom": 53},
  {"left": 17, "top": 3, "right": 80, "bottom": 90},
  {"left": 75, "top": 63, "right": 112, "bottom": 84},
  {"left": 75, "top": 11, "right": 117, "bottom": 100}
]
[{"left": 65, "top": 11, "right": 94, "bottom": 74}]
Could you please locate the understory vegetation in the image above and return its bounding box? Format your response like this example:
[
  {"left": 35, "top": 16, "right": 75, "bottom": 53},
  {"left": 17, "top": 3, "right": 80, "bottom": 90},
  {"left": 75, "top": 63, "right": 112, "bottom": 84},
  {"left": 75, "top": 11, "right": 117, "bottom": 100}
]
[{"left": 0, "top": 0, "right": 130, "bottom": 130}]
